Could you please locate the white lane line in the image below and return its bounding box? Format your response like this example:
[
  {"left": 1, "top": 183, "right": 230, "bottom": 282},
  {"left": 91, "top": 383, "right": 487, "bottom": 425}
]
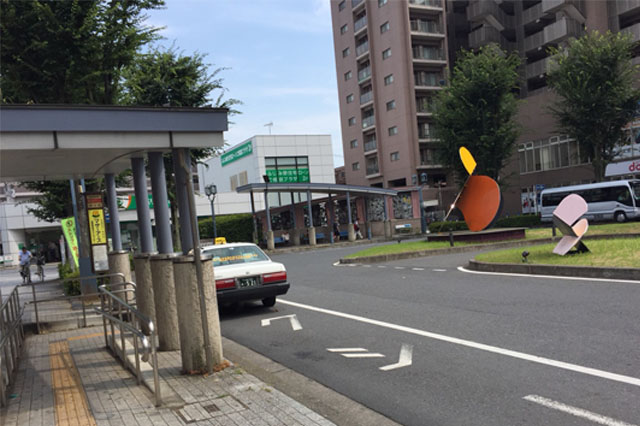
[
  {"left": 457, "top": 266, "right": 640, "bottom": 284},
  {"left": 333, "top": 261, "right": 341, "bottom": 266},
  {"left": 433, "top": 269, "right": 447, "bottom": 272},
  {"left": 362, "top": 265, "right": 371, "bottom": 268},
  {"left": 378, "top": 266, "right": 387, "bottom": 268},
  {"left": 523, "top": 395, "right": 637, "bottom": 426},
  {"left": 279, "top": 299, "right": 640, "bottom": 388},
  {"left": 327, "top": 348, "right": 367, "bottom": 352},
  {"left": 261, "top": 314, "right": 303, "bottom": 331},
  {"left": 342, "top": 353, "right": 385, "bottom": 358},
  {"left": 394, "top": 266, "right": 405, "bottom": 270},
  {"left": 380, "top": 344, "right": 413, "bottom": 371},
  {"left": 412, "top": 267, "right": 425, "bottom": 271}
]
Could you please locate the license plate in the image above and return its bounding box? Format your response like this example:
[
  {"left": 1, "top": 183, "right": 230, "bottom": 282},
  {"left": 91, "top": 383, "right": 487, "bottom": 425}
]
[{"left": 238, "top": 277, "right": 258, "bottom": 288}]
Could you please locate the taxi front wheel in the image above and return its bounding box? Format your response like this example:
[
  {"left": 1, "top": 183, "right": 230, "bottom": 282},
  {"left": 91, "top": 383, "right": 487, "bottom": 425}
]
[{"left": 262, "top": 297, "right": 276, "bottom": 307}]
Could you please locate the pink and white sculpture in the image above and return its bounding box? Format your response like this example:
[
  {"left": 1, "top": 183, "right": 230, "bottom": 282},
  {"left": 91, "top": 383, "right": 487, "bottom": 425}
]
[{"left": 552, "top": 194, "right": 590, "bottom": 255}]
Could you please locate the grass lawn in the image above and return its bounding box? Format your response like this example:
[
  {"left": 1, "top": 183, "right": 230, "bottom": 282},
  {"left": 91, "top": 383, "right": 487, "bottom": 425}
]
[
  {"left": 525, "top": 221, "right": 640, "bottom": 240},
  {"left": 344, "top": 240, "right": 470, "bottom": 259},
  {"left": 475, "top": 238, "right": 640, "bottom": 268}
]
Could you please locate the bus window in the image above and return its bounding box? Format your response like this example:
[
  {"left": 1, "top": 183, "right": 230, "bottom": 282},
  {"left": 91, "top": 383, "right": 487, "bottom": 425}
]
[
  {"left": 610, "top": 186, "right": 632, "bottom": 206},
  {"left": 631, "top": 182, "right": 640, "bottom": 201}
]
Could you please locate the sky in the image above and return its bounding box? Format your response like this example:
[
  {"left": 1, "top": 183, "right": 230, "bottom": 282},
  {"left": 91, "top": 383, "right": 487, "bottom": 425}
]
[{"left": 147, "top": 0, "right": 344, "bottom": 166}]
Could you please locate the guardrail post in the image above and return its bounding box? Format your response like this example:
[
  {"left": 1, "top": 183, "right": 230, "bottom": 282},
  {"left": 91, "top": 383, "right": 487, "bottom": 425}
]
[
  {"left": 31, "top": 282, "right": 40, "bottom": 334},
  {"left": 151, "top": 331, "right": 161, "bottom": 407}
]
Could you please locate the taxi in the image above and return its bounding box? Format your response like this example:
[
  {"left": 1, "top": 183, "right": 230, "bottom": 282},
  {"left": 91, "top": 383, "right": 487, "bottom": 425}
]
[{"left": 202, "top": 240, "right": 289, "bottom": 307}]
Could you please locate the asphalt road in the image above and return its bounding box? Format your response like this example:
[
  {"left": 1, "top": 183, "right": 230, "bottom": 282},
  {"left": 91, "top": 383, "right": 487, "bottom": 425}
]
[{"left": 219, "top": 243, "right": 640, "bottom": 426}]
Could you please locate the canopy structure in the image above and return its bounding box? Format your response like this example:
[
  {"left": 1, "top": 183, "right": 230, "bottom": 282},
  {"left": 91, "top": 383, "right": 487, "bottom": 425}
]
[
  {"left": 236, "top": 182, "right": 398, "bottom": 197},
  {"left": 0, "top": 104, "right": 228, "bottom": 181}
]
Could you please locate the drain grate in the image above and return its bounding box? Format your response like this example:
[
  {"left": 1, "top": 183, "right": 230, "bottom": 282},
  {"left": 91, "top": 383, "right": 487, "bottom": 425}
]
[{"left": 202, "top": 403, "right": 220, "bottom": 413}]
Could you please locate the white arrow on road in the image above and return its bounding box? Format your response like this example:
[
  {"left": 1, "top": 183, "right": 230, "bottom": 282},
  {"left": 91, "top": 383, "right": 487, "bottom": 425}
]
[
  {"left": 379, "top": 344, "right": 413, "bottom": 371},
  {"left": 261, "top": 314, "right": 303, "bottom": 331}
]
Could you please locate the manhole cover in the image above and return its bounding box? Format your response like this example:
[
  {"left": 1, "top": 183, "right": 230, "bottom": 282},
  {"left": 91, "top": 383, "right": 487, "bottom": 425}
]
[{"left": 202, "top": 403, "right": 219, "bottom": 413}]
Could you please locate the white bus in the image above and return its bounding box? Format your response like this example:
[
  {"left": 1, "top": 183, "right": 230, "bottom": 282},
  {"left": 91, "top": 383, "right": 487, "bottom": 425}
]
[{"left": 540, "top": 179, "right": 640, "bottom": 223}]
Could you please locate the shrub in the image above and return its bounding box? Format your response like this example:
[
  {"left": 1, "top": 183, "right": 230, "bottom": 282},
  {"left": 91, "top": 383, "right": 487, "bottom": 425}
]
[
  {"left": 58, "top": 263, "right": 81, "bottom": 296},
  {"left": 495, "top": 214, "right": 541, "bottom": 228},
  {"left": 199, "top": 213, "right": 255, "bottom": 242},
  {"left": 428, "top": 220, "right": 468, "bottom": 233}
]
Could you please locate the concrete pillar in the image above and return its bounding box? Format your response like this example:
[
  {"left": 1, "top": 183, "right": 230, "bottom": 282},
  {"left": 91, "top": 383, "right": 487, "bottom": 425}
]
[
  {"left": 149, "top": 152, "right": 173, "bottom": 254},
  {"left": 105, "top": 174, "right": 122, "bottom": 251},
  {"left": 266, "top": 230, "right": 275, "bottom": 250},
  {"left": 150, "top": 254, "right": 180, "bottom": 350},
  {"left": 306, "top": 190, "right": 316, "bottom": 245},
  {"left": 308, "top": 227, "right": 317, "bottom": 246},
  {"left": 348, "top": 223, "right": 356, "bottom": 242},
  {"left": 131, "top": 157, "right": 154, "bottom": 253},
  {"left": 292, "top": 228, "right": 301, "bottom": 246},
  {"left": 383, "top": 196, "right": 392, "bottom": 238},
  {"left": 134, "top": 254, "right": 156, "bottom": 334},
  {"left": 173, "top": 149, "right": 193, "bottom": 253},
  {"left": 250, "top": 191, "right": 258, "bottom": 244},
  {"left": 328, "top": 194, "right": 335, "bottom": 244},
  {"left": 173, "top": 255, "right": 223, "bottom": 372},
  {"left": 108, "top": 251, "right": 131, "bottom": 288}
]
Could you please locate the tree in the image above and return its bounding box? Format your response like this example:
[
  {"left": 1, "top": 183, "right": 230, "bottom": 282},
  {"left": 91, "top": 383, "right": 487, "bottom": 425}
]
[
  {"left": 546, "top": 30, "right": 640, "bottom": 180},
  {"left": 433, "top": 44, "right": 521, "bottom": 184}
]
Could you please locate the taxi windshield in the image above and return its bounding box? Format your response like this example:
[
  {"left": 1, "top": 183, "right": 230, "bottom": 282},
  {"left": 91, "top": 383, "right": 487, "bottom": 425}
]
[{"left": 204, "top": 245, "right": 269, "bottom": 267}]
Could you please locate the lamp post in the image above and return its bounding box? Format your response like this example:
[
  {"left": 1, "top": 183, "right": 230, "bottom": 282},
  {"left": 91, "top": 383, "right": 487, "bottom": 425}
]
[
  {"left": 205, "top": 184, "right": 217, "bottom": 239},
  {"left": 419, "top": 173, "right": 428, "bottom": 234},
  {"left": 436, "top": 181, "right": 447, "bottom": 220}
]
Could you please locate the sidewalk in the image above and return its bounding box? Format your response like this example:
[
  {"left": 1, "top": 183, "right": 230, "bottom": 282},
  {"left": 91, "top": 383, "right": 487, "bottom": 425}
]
[{"left": 1, "top": 277, "right": 397, "bottom": 426}]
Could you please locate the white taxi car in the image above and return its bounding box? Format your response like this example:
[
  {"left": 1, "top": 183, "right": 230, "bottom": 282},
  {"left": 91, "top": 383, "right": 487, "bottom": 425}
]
[{"left": 202, "top": 242, "right": 289, "bottom": 307}]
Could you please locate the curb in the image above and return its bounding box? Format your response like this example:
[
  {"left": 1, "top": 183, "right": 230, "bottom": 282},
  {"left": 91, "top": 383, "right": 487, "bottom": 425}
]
[
  {"left": 467, "top": 259, "right": 640, "bottom": 281},
  {"left": 339, "top": 233, "right": 640, "bottom": 264},
  {"left": 264, "top": 235, "right": 419, "bottom": 255}
]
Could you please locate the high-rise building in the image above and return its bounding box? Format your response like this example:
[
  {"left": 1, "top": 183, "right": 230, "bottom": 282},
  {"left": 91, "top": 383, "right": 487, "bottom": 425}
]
[
  {"left": 331, "top": 0, "right": 640, "bottom": 216},
  {"left": 331, "top": 0, "right": 450, "bottom": 197}
]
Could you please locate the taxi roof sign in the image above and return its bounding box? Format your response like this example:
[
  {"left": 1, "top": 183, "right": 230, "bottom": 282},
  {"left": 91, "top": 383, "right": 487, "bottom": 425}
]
[{"left": 215, "top": 237, "right": 227, "bottom": 245}]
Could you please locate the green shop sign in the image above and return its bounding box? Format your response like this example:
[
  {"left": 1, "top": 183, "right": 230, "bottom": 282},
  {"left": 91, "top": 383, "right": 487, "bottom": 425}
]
[
  {"left": 221, "top": 140, "right": 253, "bottom": 166},
  {"left": 117, "top": 194, "right": 153, "bottom": 211},
  {"left": 265, "top": 168, "right": 310, "bottom": 183}
]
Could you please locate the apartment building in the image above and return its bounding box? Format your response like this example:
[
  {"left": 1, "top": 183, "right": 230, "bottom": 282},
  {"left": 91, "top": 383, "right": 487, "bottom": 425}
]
[
  {"left": 332, "top": 0, "right": 640, "bottom": 216},
  {"left": 331, "top": 0, "right": 451, "bottom": 202}
]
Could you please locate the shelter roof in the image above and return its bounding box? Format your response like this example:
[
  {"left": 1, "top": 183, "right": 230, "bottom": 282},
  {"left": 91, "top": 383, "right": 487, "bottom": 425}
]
[{"left": 235, "top": 182, "right": 398, "bottom": 197}]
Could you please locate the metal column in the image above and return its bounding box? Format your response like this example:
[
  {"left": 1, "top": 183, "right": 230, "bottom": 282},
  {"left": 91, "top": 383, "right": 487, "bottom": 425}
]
[
  {"left": 346, "top": 192, "right": 353, "bottom": 224},
  {"left": 250, "top": 191, "right": 258, "bottom": 243},
  {"left": 149, "top": 152, "right": 173, "bottom": 253},
  {"left": 264, "top": 191, "right": 272, "bottom": 232},
  {"left": 173, "top": 148, "right": 194, "bottom": 254},
  {"left": 290, "top": 192, "right": 297, "bottom": 229},
  {"left": 306, "top": 191, "right": 314, "bottom": 227},
  {"left": 105, "top": 174, "right": 122, "bottom": 251},
  {"left": 328, "top": 193, "right": 334, "bottom": 244},
  {"left": 132, "top": 157, "right": 154, "bottom": 253}
]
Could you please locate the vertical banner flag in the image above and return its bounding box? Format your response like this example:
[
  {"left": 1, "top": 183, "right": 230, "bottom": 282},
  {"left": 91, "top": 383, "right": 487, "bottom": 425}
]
[
  {"left": 61, "top": 217, "right": 79, "bottom": 268},
  {"left": 85, "top": 193, "right": 109, "bottom": 272}
]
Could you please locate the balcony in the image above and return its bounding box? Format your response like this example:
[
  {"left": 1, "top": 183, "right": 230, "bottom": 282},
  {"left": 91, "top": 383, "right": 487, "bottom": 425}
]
[
  {"left": 414, "top": 71, "right": 443, "bottom": 88},
  {"left": 358, "top": 66, "right": 371, "bottom": 83},
  {"left": 522, "top": 2, "right": 543, "bottom": 25},
  {"left": 360, "top": 90, "right": 373, "bottom": 105},
  {"left": 356, "top": 40, "right": 369, "bottom": 57},
  {"left": 617, "top": 0, "right": 640, "bottom": 16},
  {"left": 410, "top": 19, "right": 442, "bottom": 34},
  {"left": 622, "top": 21, "right": 640, "bottom": 43},
  {"left": 542, "top": 0, "right": 585, "bottom": 23},
  {"left": 354, "top": 15, "right": 367, "bottom": 34},
  {"left": 412, "top": 45, "right": 445, "bottom": 62},
  {"left": 543, "top": 17, "right": 582, "bottom": 44},
  {"left": 366, "top": 163, "right": 380, "bottom": 176},
  {"left": 416, "top": 97, "right": 436, "bottom": 114},
  {"left": 362, "top": 115, "right": 375, "bottom": 129},
  {"left": 525, "top": 56, "right": 552, "bottom": 79},
  {"left": 352, "top": 0, "right": 364, "bottom": 8},
  {"left": 469, "top": 25, "right": 502, "bottom": 49},
  {"left": 418, "top": 123, "right": 434, "bottom": 140},
  {"left": 467, "top": 0, "right": 514, "bottom": 31},
  {"left": 409, "top": 0, "right": 443, "bottom": 9},
  {"left": 364, "top": 138, "right": 377, "bottom": 152}
]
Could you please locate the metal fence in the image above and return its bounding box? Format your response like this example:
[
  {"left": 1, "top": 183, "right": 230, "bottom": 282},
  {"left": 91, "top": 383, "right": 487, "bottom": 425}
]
[{"left": 0, "top": 286, "right": 25, "bottom": 407}]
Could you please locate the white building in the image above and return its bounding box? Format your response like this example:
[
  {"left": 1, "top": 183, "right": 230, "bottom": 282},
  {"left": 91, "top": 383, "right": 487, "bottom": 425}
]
[{"left": 196, "top": 135, "right": 336, "bottom": 215}]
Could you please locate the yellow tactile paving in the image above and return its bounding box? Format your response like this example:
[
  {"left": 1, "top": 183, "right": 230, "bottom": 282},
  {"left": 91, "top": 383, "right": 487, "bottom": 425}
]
[
  {"left": 66, "top": 330, "right": 118, "bottom": 341},
  {"left": 49, "top": 340, "right": 97, "bottom": 426}
]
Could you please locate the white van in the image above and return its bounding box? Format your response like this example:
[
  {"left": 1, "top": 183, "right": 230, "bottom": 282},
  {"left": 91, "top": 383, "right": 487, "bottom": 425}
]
[{"left": 540, "top": 180, "right": 640, "bottom": 223}]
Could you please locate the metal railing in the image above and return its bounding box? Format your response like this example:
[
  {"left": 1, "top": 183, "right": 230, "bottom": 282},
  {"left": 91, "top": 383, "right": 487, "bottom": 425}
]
[
  {"left": 0, "top": 286, "right": 25, "bottom": 407},
  {"left": 29, "top": 273, "right": 128, "bottom": 334},
  {"left": 95, "top": 283, "right": 161, "bottom": 406}
]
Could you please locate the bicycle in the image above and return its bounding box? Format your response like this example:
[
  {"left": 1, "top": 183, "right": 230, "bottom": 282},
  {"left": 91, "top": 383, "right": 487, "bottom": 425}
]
[
  {"left": 34, "top": 259, "right": 45, "bottom": 282},
  {"left": 20, "top": 262, "right": 31, "bottom": 284}
]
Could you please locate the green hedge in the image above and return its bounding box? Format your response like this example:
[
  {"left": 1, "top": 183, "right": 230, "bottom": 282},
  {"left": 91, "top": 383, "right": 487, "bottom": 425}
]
[
  {"left": 58, "top": 263, "right": 81, "bottom": 296},
  {"left": 428, "top": 214, "right": 541, "bottom": 233},
  {"left": 199, "top": 213, "right": 256, "bottom": 243}
]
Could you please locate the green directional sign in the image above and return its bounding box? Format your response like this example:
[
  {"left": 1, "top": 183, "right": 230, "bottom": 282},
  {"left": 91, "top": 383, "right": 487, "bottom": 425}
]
[
  {"left": 265, "top": 167, "right": 310, "bottom": 183},
  {"left": 221, "top": 140, "right": 253, "bottom": 166}
]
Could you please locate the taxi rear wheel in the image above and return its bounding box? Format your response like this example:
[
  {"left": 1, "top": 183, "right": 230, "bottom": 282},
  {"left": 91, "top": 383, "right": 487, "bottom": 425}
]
[{"left": 262, "top": 297, "right": 276, "bottom": 307}]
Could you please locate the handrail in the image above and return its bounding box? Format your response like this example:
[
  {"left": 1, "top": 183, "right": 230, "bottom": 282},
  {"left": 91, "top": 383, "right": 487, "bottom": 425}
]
[
  {"left": 95, "top": 283, "right": 161, "bottom": 406},
  {"left": 0, "top": 286, "right": 25, "bottom": 408}
]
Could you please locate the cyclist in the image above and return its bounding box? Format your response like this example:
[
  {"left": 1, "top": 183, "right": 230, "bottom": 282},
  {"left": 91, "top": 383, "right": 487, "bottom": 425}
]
[
  {"left": 19, "top": 246, "right": 32, "bottom": 283},
  {"left": 35, "top": 250, "right": 46, "bottom": 281}
]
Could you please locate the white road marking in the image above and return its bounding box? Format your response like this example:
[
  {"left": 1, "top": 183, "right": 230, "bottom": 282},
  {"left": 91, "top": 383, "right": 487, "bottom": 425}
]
[
  {"left": 362, "top": 265, "right": 371, "bottom": 268},
  {"left": 348, "top": 264, "right": 358, "bottom": 267},
  {"left": 342, "top": 353, "right": 385, "bottom": 358},
  {"left": 333, "top": 261, "right": 341, "bottom": 266},
  {"left": 378, "top": 265, "right": 387, "bottom": 268},
  {"left": 433, "top": 269, "right": 447, "bottom": 272},
  {"left": 327, "top": 348, "right": 367, "bottom": 352},
  {"left": 279, "top": 299, "right": 640, "bottom": 388},
  {"left": 380, "top": 344, "right": 413, "bottom": 371},
  {"left": 327, "top": 348, "right": 385, "bottom": 358},
  {"left": 412, "top": 268, "right": 425, "bottom": 271},
  {"left": 457, "top": 266, "right": 640, "bottom": 284},
  {"left": 394, "top": 267, "right": 405, "bottom": 270},
  {"left": 261, "top": 314, "right": 303, "bottom": 331},
  {"left": 523, "top": 395, "right": 637, "bottom": 426}
]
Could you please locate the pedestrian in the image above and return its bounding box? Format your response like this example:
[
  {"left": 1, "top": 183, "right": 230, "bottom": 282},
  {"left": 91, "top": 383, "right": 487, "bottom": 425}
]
[
  {"left": 354, "top": 220, "right": 363, "bottom": 239},
  {"left": 333, "top": 222, "right": 340, "bottom": 241}
]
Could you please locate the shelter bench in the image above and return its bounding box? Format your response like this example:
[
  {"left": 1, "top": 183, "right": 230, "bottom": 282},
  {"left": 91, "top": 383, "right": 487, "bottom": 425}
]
[{"left": 395, "top": 223, "right": 412, "bottom": 233}]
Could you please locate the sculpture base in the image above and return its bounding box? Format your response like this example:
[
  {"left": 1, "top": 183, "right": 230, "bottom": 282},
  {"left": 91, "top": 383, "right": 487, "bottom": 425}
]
[{"left": 428, "top": 227, "right": 525, "bottom": 243}]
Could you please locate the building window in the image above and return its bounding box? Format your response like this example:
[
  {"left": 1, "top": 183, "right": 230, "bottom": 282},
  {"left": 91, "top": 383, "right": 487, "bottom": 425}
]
[
  {"left": 230, "top": 175, "right": 238, "bottom": 191},
  {"left": 382, "top": 48, "right": 391, "bottom": 60},
  {"left": 384, "top": 74, "right": 394, "bottom": 85},
  {"left": 340, "top": 24, "right": 348, "bottom": 34},
  {"left": 388, "top": 126, "right": 398, "bottom": 136},
  {"left": 380, "top": 21, "right": 389, "bottom": 34},
  {"left": 386, "top": 100, "right": 396, "bottom": 110},
  {"left": 346, "top": 93, "right": 354, "bottom": 104},
  {"left": 350, "top": 139, "right": 358, "bottom": 149},
  {"left": 378, "top": 0, "right": 387, "bottom": 7},
  {"left": 518, "top": 136, "right": 588, "bottom": 174},
  {"left": 344, "top": 70, "right": 352, "bottom": 81},
  {"left": 366, "top": 156, "right": 379, "bottom": 175},
  {"left": 265, "top": 156, "right": 310, "bottom": 183},
  {"left": 352, "top": 162, "right": 360, "bottom": 171},
  {"left": 342, "top": 47, "right": 350, "bottom": 58},
  {"left": 348, "top": 117, "right": 356, "bottom": 126},
  {"left": 339, "top": 0, "right": 346, "bottom": 11},
  {"left": 390, "top": 151, "right": 399, "bottom": 161}
]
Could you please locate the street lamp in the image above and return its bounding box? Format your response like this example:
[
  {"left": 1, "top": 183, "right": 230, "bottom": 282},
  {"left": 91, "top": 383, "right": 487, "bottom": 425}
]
[
  {"left": 436, "top": 181, "right": 447, "bottom": 220},
  {"left": 205, "top": 184, "right": 217, "bottom": 239},
  {"left": 418, "top": 173, "right": 428, "bottom": 234}
]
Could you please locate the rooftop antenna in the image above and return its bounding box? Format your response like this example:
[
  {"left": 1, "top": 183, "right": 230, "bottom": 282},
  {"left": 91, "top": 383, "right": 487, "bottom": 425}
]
[{"left": 264, "top": 122, "right": 273, "bottom": 135}]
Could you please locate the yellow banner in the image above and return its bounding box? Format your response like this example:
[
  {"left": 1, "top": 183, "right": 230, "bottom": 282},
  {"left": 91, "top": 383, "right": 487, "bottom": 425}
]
[
  {"left": 61, "top": 217, "right": 79, "bottom": 268},
  {"left": 88, "top": 209, "right": 107, "bottom": 245}
]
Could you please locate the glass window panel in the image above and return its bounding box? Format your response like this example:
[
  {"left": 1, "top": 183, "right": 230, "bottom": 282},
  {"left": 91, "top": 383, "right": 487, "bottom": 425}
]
[
  {"left": 296, "top": 156, "right": 309, "bottom": 165},
  {"left": 535, "top": 146, "right": 543, "bottom": 171},
  {"left": 559, "top": 142, "right": 569, "bottom": 167},
  {"left": 526, "top": 149, "right": 533, "bottom": 172},
  {"left": 569, "top": 140, "right": 579, "bottom": 165},
  {"left": 519, "top": 150, "right": 526, "bottom": 173},
  {"left": 277, "top": 157, "right": 296, "bottom": 166},
  {"left": 265, "top": 157, "right": 276, "bottom": 167}
]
